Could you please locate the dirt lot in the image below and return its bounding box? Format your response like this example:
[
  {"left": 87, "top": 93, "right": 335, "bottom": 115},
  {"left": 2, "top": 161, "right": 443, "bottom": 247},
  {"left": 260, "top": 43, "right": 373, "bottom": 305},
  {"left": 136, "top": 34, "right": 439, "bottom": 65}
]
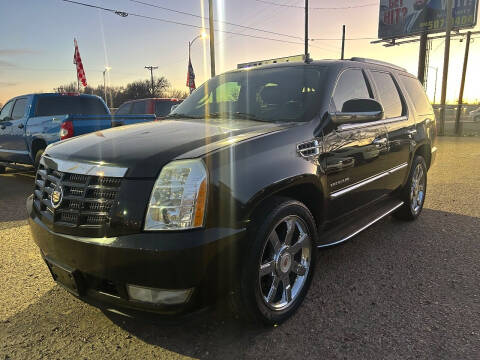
[{"left": 1, "top": 137, "right": 479, "bottom": 359}]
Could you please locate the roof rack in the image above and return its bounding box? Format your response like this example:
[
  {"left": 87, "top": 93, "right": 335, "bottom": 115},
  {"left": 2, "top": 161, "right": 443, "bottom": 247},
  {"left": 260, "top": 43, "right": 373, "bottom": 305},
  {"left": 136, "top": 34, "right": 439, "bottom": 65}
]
[{"left": 349, "top": 57, "right": 407, "bottom": 72}]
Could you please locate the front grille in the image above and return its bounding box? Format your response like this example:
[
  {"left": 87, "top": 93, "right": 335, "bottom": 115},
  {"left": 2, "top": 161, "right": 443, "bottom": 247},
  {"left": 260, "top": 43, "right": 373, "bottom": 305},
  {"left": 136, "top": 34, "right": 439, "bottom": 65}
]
[{"left": 33, "top": 163, "right": 122, "bottom": 228}]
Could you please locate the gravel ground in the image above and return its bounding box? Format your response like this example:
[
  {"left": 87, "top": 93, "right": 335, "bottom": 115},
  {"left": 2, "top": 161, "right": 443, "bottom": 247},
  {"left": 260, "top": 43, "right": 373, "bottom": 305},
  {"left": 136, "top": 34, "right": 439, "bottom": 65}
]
[{"left": 1, "top": 137, "right": 479, "bottom": 359}]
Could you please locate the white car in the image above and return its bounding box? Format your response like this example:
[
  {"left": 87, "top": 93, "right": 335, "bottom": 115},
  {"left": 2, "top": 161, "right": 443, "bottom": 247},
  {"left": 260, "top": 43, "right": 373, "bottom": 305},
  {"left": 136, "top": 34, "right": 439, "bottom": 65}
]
[{"left": 470, "top": 107, "right": 480, "bottom": 122}]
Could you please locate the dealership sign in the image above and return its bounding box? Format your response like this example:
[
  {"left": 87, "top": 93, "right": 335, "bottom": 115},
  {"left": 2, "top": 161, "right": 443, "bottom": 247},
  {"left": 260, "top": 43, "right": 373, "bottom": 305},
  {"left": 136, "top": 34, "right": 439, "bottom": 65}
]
[{"left": 378, "top": 0, "right": 479, "bottom": 39}]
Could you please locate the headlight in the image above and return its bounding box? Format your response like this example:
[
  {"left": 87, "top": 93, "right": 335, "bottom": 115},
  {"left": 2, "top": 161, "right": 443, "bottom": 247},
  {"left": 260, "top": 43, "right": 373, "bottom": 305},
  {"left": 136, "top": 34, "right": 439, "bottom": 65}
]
[{"left": 144, "top": 159, "right": 208, "bottom": 231}]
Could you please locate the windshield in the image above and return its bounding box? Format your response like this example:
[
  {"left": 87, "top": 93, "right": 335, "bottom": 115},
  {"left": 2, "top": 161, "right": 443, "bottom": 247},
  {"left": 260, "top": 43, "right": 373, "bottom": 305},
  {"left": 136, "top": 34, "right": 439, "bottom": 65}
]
[{"left": 170, "top": 66, "right": 324, "bottom": 123}]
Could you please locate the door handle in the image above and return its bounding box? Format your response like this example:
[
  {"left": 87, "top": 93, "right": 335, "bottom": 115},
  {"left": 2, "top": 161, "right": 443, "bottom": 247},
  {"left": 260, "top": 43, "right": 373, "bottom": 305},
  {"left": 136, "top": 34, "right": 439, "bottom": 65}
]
[{"left": 18, "top": 123, "right": 24, "bottom": 129}]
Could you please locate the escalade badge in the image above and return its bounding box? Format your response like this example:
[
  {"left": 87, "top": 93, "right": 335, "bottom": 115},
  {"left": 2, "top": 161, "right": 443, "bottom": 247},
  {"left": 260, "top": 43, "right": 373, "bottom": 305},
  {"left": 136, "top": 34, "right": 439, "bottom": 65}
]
[{"left": 51, "top": 184, "right": 64, "bottom": 209}]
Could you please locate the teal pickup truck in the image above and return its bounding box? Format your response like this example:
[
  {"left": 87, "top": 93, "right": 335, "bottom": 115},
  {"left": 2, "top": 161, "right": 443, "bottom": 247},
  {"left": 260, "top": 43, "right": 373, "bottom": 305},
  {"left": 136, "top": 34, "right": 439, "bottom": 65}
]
[{"left": 0, "top": 93, "right": 155, "bottom": 171}]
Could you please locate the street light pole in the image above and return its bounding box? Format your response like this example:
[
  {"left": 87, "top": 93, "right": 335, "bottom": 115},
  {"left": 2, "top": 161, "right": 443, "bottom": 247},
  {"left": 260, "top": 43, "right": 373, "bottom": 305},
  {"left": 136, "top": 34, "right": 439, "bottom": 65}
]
[
  {"left": 145, "top": 66, "right": 158, "bottom": 96},
  {"left": 208, "top": 0, "right": 216, "bottom": 78},
  {"left": 188, "top": 32, "right": 207, "bottom": 93},
  {"left": 103, "top": 66, "right": 111, "bottom": 107}
]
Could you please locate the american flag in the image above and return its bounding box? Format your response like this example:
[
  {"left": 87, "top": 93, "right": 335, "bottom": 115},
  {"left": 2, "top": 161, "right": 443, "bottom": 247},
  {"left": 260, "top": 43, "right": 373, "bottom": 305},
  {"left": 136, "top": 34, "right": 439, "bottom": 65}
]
[
  {"left": 73, "top": 38, "right": 87, "bottom": 87},
  {"left": 186, "top": 58, "right": 196, "bottom": 93}
]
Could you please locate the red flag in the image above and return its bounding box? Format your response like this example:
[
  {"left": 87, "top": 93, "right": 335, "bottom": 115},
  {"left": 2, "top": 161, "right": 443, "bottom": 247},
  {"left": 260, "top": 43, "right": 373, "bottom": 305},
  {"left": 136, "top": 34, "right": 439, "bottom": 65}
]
[
  {"left": 186, "top": 57, "right": 196, "bottom": 93},
  {"left": 73, "top": 38, "right": 87, "bottom": 87}
]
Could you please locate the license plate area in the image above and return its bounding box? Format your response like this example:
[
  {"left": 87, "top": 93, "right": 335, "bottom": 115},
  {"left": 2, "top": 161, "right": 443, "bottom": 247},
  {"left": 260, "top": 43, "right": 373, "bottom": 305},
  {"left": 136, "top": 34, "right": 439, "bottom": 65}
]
[{"left": 45, "top": 258, "right": 84, "bottom": 296}]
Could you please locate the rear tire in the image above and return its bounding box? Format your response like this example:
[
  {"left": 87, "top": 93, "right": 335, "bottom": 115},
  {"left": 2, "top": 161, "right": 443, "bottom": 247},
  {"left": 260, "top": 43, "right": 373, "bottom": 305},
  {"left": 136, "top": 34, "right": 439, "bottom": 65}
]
[
  {"left": 0, "top": 165, "right": 5, "bottom": 174},
  {"left": 33, "top": 149, "right": 44, "bottom": 172},
  {"left": 393, "top": 155, "right": 427, "bottom": 221},
  {"left": 233, "top": 197, "right": 318, "bottom": 326}
]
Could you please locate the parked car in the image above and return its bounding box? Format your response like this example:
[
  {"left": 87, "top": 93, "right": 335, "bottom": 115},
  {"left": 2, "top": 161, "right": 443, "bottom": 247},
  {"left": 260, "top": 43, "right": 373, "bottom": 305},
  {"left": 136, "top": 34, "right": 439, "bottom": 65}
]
[
  {"left": 0, "top": 93, "right": 155, "bottom": 171},
  {"left": 112, "top": 98, "right": 183, "bottom": 126},
  {"left": 28, "top": 58, "right": 437, "bottom": 325},
  {"left": 470, "top": 107, "right": 480, "bottom": 122}
]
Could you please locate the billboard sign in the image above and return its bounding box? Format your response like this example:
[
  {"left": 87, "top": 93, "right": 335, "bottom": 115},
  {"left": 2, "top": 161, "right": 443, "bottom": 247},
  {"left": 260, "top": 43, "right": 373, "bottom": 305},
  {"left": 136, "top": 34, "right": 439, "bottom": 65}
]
[{"left": 378, "top": 0, "right": 479, "bottom": 39}]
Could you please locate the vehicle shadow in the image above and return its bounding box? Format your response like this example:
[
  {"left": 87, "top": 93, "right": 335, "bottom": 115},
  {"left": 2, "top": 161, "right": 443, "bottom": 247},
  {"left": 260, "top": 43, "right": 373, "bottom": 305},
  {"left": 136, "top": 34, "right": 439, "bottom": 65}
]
[
  {"left": 2, "top": 208, "right": 479, "bottom": 359},
  {"left": 0, "top": 169, "right": 35, "bottom": 226}
]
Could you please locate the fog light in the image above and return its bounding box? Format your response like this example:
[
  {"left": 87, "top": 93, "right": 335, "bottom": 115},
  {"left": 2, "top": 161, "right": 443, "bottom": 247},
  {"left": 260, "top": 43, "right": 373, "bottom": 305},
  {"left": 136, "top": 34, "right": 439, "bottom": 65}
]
[{"left": 126, "top": 285, "right": 193, "bottom": 305}]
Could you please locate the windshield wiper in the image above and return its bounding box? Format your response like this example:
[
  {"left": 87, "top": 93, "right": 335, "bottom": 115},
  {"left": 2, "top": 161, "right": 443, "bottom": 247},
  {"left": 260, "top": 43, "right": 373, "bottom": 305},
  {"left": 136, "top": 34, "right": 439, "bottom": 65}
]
[{"left": 166, "top": 113, "right": 202, "bottom": 119}]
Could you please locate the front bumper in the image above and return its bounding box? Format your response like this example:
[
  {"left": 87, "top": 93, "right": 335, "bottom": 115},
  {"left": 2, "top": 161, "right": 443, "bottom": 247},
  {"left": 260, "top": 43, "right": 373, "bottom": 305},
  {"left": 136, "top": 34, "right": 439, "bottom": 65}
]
[{"left": 27, "top": 195, "right": 246, "bottom": 315}]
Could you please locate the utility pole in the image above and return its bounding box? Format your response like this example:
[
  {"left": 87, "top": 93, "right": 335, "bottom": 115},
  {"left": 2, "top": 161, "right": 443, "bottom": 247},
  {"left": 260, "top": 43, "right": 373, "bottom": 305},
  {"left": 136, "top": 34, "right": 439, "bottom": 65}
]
[
  {"left": 418, "top": 32, "right": 428, "bottom": 85},
  {"left": 304, "top": 0, "right": 309, "bottom": 62},
  {"left": 145, "top": 66, "right": 158, "bottom": 96},
  {"left": 438, "top": 0, "right": 453, "bottom": 136},
  {"left": 208, "top": 0, "right": 216, "bottom": 77},
  {"left": 455, "top": 31, "right": 471, "bottom": 135},
  {"left": 341, "top": 25, "right": 346, "bottom": 60}
]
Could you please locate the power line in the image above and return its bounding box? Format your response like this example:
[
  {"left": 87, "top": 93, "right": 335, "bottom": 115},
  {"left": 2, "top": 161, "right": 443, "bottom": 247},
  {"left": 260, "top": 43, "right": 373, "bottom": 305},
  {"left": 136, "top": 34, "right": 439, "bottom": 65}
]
[
  {"left": 254, "top": 0, "right": 377, "bottom": 10},
  {"left": 312, "top": 37, "right": 376, "bottom": 41},
  {"left": 58, "top": 0, "right": 313, "bottom": 46},
  {"left": 127, "top": 0, "right": 305, "bottom": 41}
]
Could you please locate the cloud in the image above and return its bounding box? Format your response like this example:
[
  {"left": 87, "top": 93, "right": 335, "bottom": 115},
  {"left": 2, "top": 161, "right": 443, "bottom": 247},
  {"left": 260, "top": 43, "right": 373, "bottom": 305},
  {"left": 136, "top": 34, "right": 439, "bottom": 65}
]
[
  {"left": 0, "top": 49, "right": 39, "bottom": 56},
  {"left": 0, "top": 82, "right": 17, "bottom": 87},
  {"left": 0, "top": 60, "right": 15, "bottom": 67}
]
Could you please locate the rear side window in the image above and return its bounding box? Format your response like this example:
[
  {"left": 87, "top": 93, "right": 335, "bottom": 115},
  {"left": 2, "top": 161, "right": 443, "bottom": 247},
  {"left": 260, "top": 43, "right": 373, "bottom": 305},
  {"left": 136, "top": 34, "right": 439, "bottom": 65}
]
[
  {"left": 333, "top": 69, "right": 371, "bottom": 111},
  {"left": 11, "top": 98, "right": 28, "bottom": 120},
  {"left": 131, "top": 101, "right": 147, "bottom": 114},
  {"left": 155, "top": 101, "right": 180, "bottom": 117},
  {"left": 0, "top": 101, "right": 14, "bottom": 121},
  {"left": 116, "top": 103, "right": 132, "bottom": 115},
  {"left": 371, "top": 71, "right": 403, "bottom": 118},
  {"left": 400, "top": 75, "right": 433, "bottom": 115},
  {"left": 35, "top": 96, "right": 108, "bottom": 116}
]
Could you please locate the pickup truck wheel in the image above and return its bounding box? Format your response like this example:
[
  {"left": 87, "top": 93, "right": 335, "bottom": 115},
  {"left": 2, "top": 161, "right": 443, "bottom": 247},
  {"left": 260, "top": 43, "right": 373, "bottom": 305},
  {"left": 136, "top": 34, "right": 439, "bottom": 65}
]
[
  {"left": 33, "top": 149, "right": 44, "bottom": 172},
  {"left": 234, "top": 198, "right": 317, "bottom": 325},
  {"left": 0, "top": 165, "right": 5, "bottom": 174},
  {"left": 394, "top": 155, "right": 427, "bottom": 221}
]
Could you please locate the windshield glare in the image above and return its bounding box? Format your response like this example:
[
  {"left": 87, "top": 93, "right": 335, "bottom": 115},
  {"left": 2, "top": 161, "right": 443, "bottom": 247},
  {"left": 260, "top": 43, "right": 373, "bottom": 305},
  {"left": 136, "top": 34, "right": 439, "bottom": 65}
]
[{"left": 171, "top": 66, "right": 324, "bottom": 123}]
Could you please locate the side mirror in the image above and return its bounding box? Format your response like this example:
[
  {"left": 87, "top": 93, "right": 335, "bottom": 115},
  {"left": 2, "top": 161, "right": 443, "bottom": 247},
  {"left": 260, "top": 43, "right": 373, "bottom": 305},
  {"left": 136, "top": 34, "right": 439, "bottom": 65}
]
[{"left": 331, "top": 98, "right": 384, "bottom": 125}]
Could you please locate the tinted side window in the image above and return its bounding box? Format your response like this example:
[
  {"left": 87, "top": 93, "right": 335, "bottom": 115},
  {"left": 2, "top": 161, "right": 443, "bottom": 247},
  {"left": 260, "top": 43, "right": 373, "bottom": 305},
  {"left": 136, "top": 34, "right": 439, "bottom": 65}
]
[
  {"left": 11, "top": 98, "right": 28, "bottom": 120},
  {"left": 0, "top": 101, "right": 14, "bottom": 121},
  {"left": 333, "top": 69, "right": 371, "bottom": 111},
  {"left": 400, "top": 75, "right": 433, "bottom": 115},
  {"left": 155, "top": 101, "right": 180, "bottom": 117},
  {"left": 116, "top": 103, "right": 132, "bottom": 115},
  {"left": 371, "top": 71, "right": 403, "bottom": 118},
  {"left": 131, "top": 101, "right": 147, "bottom": 114},
  {"left": 35, "top": 96, "right": 108, "bottom": 116}
]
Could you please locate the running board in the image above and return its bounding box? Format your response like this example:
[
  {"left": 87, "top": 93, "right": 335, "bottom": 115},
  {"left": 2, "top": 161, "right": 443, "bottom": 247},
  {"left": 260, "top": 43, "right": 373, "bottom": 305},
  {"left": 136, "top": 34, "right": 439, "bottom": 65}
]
[{"left": 318, "top": 199, "right": 404, "bottom": 248}]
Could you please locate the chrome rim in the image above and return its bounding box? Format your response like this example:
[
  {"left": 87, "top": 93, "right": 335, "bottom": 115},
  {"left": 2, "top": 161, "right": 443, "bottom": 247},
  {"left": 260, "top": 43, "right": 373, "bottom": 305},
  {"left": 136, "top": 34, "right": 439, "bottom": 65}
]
[
  {"left": 259, "top": 215, "right": 311, "bottom": 311},
  {"left": 410, "top": 163, "right": 425, "bottom": 214}
]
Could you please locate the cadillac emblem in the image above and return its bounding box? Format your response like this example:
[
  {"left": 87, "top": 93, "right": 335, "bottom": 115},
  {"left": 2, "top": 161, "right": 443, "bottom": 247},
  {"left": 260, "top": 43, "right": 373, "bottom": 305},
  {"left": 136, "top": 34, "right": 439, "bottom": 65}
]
[{"left": 51, "top": 184, "right": 64, "bottom": 209}]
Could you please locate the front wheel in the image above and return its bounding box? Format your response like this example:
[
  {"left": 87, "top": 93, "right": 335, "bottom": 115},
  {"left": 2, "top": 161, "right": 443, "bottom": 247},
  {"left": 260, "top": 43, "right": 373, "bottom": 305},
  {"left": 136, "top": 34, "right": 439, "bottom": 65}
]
[
  {"left": 394, "top": 155, "right": 427, "bottom": 221},
  {"left": 234, "top": 198, "right": 318, "bottom": 325},
  {"left": 33, "top": 149, "right": 44, "bottom": 172}
]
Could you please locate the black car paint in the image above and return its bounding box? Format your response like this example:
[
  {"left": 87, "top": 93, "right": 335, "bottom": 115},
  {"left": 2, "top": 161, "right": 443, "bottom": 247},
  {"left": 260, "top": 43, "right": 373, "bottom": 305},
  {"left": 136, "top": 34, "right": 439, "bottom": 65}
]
[{"left": 28, "top": 60, "right": 437, "bottom": 314}]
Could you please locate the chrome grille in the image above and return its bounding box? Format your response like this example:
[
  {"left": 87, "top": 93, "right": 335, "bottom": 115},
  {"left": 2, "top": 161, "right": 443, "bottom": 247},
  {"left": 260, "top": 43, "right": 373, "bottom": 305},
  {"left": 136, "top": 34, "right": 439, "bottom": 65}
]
[{"left": 33, "top": 163, "right": 122, "bottom": 228}]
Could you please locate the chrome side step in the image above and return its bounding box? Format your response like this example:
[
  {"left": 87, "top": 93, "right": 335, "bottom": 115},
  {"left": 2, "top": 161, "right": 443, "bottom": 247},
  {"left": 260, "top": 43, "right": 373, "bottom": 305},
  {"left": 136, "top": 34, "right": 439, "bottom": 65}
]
[{"left": 318, "top": 200, "right": 404, "bottom": 248}]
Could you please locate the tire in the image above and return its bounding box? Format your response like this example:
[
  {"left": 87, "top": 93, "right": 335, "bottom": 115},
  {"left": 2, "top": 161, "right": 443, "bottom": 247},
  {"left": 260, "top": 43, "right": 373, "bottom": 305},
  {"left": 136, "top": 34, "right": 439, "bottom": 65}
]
[
  {"left": 393, "top": 155, "right": 427, "bottom": 221},
  {"left": 474, "top": 115, "right": 480, "bottom": 122},
  {"left": 233, "top": 197, "right": 318, "bottom": 325},
  {"left": 33, "top": 149, "right": 44, "bottom": 172},
  {"left": 0, "top": 165, "right": 5, "bottom": 174}
]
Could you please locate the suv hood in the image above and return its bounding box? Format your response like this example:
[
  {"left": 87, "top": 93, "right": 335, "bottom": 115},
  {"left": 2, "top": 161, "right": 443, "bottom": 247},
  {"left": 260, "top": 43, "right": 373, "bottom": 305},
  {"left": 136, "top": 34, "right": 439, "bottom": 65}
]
[{"left": 45, "top": 119, "right": 291, "bottom": 178}]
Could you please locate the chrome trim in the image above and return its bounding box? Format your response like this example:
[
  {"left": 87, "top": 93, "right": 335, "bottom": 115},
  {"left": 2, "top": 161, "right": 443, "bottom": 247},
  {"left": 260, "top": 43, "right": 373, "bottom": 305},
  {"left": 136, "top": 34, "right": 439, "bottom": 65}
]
[
  {"left": 0, "top": 149, "right": 29, "bottom": 155},
  {"left": 40, "top": 155, "right": 128, "bottom": 178},
  {"left": 297, "top": 139, "right": 321, "bottom": 158},
  {"left": 331, "top": 111, "right": 383, "bottom": 124},
  {"left": 330, "top": 162, "right": 408, "bottom": 199},
  {"left": 338, "top": 116, "right": 407, "bottom": 131},
  {"left": 318, "top": 201, "right": 404, "bottom": 248}
]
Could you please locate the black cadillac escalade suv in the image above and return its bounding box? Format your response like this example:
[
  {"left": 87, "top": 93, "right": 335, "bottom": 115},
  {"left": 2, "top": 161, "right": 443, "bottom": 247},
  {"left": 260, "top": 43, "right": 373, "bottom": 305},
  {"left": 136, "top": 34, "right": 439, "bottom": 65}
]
[{"left": 28, "top": 58, "right": 437, "bottom": 325}]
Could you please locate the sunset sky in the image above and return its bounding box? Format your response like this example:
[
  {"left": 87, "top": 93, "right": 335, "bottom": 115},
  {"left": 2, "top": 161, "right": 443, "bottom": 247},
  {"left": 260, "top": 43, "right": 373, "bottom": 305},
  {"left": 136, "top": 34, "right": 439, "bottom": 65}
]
[{"left": 1, "top": 0, "right": 479, "bottom": 105}]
